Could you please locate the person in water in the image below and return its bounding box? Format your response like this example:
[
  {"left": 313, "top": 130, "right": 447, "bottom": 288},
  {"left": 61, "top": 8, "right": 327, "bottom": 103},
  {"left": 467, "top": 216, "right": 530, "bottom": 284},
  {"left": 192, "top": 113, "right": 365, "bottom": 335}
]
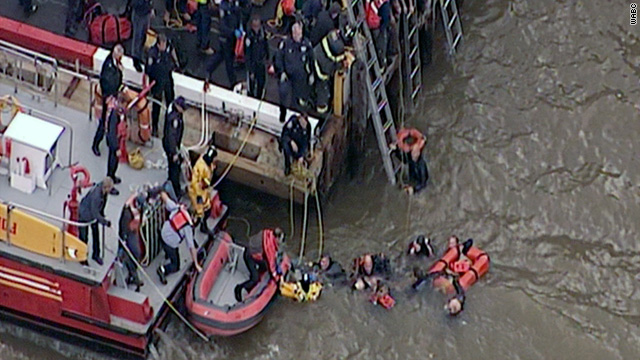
[
  {"left": 412, "top": 268, "right": 465, "bottom": 316},
  {"left": 407, "top": 235, "right": 435, "bottom": 257},
  {"left": 390, "top": 130, "right": 429, "bottom": 195},
  {"left": 448, "top": 236, "right": 473, "bottom": 257},
  {"left": 311, "top": 254, "right": 346, "bottom": 284},
  {"left": 351, "top": 253, "right": 390, "bottom": 290}
]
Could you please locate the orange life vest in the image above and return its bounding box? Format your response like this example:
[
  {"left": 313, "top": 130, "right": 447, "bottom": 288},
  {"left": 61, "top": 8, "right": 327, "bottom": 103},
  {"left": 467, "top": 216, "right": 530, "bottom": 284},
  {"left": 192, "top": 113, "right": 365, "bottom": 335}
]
[{"left": 169, "top": 208, "right": 191, "bottom": 232}]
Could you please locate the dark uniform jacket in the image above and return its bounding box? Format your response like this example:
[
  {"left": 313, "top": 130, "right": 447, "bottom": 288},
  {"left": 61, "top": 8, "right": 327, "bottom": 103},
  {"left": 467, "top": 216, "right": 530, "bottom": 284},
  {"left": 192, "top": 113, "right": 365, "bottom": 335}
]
[
  {"left": 313, "top": 30, "right": 345, "bottom": 80},
  {"left": 245, "top": 27, "right": 269, "bottom": 71},
  {"left": 310, "top": 9, "right": 336, "bottom": 46},
  {"left": 106, "top": 109, "right": 120, "bottom": 151},
  {"left": 132, "top": 0, "right": 153, "bottom": 15},
  {"left": 162, "top": 103, "right": 184, "bottom": 157},
  {"left": 146, "top": 43, "right": 176, "bottom": 87},
  {"left": 275, "top": 37, "right": 314, "bottom": 80},
  {"left": 78, "top": 183, "right": 109, "bottom": 225},
  {"left": 281, "top": 115, "right": 311, "bottom": 155},
  {"left": 100, "top": 54, "right": 123, "bottom": 98},
  {"left": 218, "top": 0, "right": 242, "bottom": 41}
]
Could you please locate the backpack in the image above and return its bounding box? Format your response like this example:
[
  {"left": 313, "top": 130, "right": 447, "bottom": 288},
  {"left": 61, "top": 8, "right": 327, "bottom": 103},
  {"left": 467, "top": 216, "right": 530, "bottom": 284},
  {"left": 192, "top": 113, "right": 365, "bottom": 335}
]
[{"left": 365, "top": 0, "right": 381, "bottom": 30}]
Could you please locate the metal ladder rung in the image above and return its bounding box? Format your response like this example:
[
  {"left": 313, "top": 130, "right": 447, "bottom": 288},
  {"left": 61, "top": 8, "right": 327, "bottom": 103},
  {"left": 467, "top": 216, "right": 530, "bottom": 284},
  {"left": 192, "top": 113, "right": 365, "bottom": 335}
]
[
  {"left": 411, "top": 85, "right": 422, "bottom": 99},
  {"left": 448, "top": 12, "right": 458, "bottom": 28},
  {"left": 452, "top": 33, "right": 462, "bottom": 48},
  {"left": 408, "top": 27, "right": 418, "bottom": 39},
  {"left": 409, "top": 47, "right": 419, "bottom": 59},
  {"left": 443, "top": 0, "right": 451, "bottom": 9},
  {"left": 372, "top": 77, "right": 383, "bottom": 90},
  {"left": 410, "top": 67, "right": 420, "bottom": 79},
  {"left": 378, "top": 100, "right": 388, "bottom": 112},
  {"left": 382, "top": 119, "right": 394, "bottom": 132}
]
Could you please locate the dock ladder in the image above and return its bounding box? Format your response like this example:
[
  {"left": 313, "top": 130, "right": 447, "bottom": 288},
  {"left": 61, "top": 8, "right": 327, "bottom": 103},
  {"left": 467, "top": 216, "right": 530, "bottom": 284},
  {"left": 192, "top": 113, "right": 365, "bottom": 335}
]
[
  {"left": 346, "top": 0, "right": 399, "bottom": 185},
  {"left": 402, "top": 0, "right": 422, "bottom": 110},
  {"left": 433, "top": 0, "right": 463, "bottom": 56}
]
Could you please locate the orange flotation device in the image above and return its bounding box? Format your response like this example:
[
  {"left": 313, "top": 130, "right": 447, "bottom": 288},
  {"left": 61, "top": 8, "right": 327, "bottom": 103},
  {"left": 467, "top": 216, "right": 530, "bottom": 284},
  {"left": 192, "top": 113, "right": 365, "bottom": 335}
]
[
  {"left": 396, "top": 127, "right": 425, "bottom": 154},
  {"left": 123, "top": 88, "right": 152, "bottom": 144},
  {"left": 428, "top": 245, "right": 490, "bottom": 294}
]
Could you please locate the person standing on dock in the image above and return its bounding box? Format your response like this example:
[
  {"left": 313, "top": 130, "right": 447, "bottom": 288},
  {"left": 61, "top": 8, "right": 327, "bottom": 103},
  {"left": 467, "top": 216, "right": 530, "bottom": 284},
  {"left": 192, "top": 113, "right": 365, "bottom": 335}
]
[
  {"left": 244, "top": 15, "right": 271, "bottom": 98},
  {"left": 162, "top": 96, "right": 186, "bottom": 198},
  {"left": 205, "top": 0, "right": 242, "bottom": 87},
  {"left": 106, "top": 94, "right": 126, "bottom": 195},
  {"left": 312, "top": 29, "right": 346, "bottom": 114},
  {"left": 131, "top": 0, "right": 154, "bottom": 72},
  {"left": 195, "top": 0, "right": 214, "bottom": 54},
  {"left": 275, "top": 21, "right": 314, "bottom": 123},
  {"left": 309, "top": 2, "right": 341, "bottom": 46},
  {"left": 280, "top": 113, "right": 310, "bottom": 176},
  {"left": 93, "top": 45, "right": 124, "bottom": 157},
  {"left": 147, "top": 33, "right": 179, "bottom": 136},
  {"left": 118, "top": 193, "right": 146, "bottom": 291},
  {"left": 78, "top": 178, "right": 115, "bottom": 266},
  {"left": 157, "top": 191, "right": 202, "bottom": 285}
]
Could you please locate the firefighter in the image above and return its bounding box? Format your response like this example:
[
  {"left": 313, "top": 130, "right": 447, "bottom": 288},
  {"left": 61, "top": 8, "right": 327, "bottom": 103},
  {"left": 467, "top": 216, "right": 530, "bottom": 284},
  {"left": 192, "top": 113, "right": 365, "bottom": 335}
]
[
  {"left": 78, "top": 178, "right": 115, "bottom": 266},
  {"left": 245, "top": 15, "right": 271, "bottom": 98},
  {"left": 162, "top": 96, "right": 186, "bottom": 198},
  {"left": 147, "top": 33, "right": 179, "bottom": 136},
  {"left": 205, "top": 0, "right": 242, "bottom": 87},
  {"left": 93, "top": 45, "right": 124, "bottom": 157},
  {"left": 157, "top": 191, "right": 202, "bottom": 285},
  {"left": 309, "top": 2, "right": 341, "bottom": 46},
  {"left": 188, "top": 145, "right": 218, "bottom": 233},
  {"left": 312, "top": 29, "right": 346, "bottom": 114},
  {"left": 280, "top": 113, "right": 311, "bottom": 176},
  {"left": 275, "top": 21, "right": 315, "bottom": 123}
]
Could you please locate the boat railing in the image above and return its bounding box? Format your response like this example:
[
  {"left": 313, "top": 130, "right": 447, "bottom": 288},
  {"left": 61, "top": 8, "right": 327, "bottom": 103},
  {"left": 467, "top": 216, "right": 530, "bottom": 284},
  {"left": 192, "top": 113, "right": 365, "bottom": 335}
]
[
  {"left": 139, "top": 199, "right": 166, "bottom": 267},
  {"left": 2, "top": 200, "right": 95, "bottom": 264},
  {"left": 0, "top": 39, "right": 58, "bottom": 106}
]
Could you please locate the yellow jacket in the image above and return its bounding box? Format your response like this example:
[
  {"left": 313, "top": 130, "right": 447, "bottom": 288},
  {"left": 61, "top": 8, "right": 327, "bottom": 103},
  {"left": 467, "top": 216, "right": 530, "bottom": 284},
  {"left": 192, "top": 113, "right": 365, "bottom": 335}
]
[{"left": 188, "top": 157, "right": 214, "bottom": 217}]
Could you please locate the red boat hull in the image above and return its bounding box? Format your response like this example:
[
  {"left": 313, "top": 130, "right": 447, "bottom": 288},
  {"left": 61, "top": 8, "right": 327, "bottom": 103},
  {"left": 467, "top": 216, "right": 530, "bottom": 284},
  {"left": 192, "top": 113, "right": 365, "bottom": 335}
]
[{"left": 185, "top": 236, "right": 278, "bottom": 337}]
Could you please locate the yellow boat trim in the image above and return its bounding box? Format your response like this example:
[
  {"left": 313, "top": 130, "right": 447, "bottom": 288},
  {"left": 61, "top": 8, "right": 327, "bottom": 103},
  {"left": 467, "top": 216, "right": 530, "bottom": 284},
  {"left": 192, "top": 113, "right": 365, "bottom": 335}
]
[{"left": 0, "top": 266, "right": 59, "bottom": 288}]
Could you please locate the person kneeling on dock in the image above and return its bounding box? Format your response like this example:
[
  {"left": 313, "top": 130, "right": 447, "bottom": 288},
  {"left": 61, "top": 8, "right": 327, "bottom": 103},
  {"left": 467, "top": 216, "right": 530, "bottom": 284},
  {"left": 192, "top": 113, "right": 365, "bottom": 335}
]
[
  {"left": 157, "top": 191, "right": 202, "bottom": 285},
  {"left": 280, "top": 113, "right": 311, "bottom": 176},
  {"left": 391, "top": 128, "right": 429, "bottom": 195},
  {"left": 188, "top": 145, "right": 218, "bottom": 234},
  {"left": 407, "top": 235, "right": 434, "bottom": 258}
]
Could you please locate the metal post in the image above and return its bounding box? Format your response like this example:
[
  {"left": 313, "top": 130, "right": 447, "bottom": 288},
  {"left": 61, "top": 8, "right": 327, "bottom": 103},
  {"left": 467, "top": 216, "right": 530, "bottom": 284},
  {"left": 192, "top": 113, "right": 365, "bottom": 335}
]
[
  {"left": 60, "top": 225, "right": 66, "bottom": 263},
  {"left": 6, "top": 205, "right": 12, "bottom": 246}
]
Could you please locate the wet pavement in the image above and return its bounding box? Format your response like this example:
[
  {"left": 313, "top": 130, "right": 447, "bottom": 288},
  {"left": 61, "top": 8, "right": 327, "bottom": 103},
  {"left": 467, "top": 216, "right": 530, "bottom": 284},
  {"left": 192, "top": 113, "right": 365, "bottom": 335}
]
[{"left": 2, "top": 0, "right": 640, "bottom": 359}]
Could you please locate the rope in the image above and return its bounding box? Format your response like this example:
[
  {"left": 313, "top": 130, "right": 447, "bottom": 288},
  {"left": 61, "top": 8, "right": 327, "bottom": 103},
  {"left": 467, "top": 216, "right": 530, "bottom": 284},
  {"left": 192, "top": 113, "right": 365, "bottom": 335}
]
[
  {"left": 211, "top": 82, "right": 269, "bottom": 188},
  {"left": 114, "top": 232, "right": 209, "bottom": 342},
  {"left": 227, "top": 216, "right": 251, "bottom": 240},
  {"left": 289, "top": 179, "right": 295, "bottom": 239},
  {"left": 405, "top": 193, "right": 412, "bottom": 239},
  {"left": 298, "top": 188, "right": 309, "bottom": 262},
  {"left": 314, "top": 179, "right": 324, "bottom": 261}
]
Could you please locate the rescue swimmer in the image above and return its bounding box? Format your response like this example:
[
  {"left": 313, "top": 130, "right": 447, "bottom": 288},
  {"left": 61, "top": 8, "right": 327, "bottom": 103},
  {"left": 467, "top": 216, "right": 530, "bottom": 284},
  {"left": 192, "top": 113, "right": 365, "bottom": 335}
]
[{"left": 188, "top": 145, "right": 218, "bottom": 234}]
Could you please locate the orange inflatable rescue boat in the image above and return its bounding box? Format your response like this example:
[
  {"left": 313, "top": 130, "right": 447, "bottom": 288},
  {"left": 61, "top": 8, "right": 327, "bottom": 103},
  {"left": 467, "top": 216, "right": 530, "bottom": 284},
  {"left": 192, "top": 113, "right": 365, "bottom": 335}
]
[{"left": 428, "top": 244, "right": 490, "bottom": 294}]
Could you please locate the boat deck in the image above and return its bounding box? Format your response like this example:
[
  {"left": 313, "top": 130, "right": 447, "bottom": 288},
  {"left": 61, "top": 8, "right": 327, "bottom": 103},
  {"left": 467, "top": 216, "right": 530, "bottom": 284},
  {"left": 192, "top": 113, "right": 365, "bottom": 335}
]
[{"left": 0, "top": 81, "right": 225, "bottom": 335}]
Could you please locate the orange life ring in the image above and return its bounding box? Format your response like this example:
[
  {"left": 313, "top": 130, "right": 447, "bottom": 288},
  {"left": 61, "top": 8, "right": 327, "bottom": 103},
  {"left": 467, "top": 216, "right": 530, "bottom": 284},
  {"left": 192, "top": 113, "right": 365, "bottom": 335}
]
[
  {"left": 428, "top": 245, "right": 490, "bottom": 294},
  {"left": 70, "top": 164, "right": 92, "bottom": 188},
  {"left": 396, "top": 127, "right": 424, "bottom": 154},
  {"left": 123, "top": 89, "right": 151, "bottom": 144}
]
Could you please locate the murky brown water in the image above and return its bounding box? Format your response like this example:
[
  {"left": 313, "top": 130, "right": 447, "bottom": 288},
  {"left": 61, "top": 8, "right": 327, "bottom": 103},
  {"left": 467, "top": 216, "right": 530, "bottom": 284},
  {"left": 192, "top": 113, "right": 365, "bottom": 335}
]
[{"left": 2, "top": 0, "right": 640, "bottom": 359}]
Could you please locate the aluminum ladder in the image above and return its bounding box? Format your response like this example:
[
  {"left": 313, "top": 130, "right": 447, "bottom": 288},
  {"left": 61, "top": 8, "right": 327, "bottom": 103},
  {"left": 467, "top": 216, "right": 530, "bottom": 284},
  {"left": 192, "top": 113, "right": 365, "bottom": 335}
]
[
  {"left": 402, "top": 0, "right": 422, "bottom": 110},
  {"left": 346, "top": 0, "right": 399, "bottom": 185},
  {"left": 433, "top": 0, "right": 463, "bottom": 56}
]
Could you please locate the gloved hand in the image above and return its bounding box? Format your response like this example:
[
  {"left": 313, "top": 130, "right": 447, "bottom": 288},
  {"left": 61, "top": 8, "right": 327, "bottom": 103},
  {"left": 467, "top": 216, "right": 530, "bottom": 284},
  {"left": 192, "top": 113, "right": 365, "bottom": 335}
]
[
  {"left": 234, "top": 29, "right": 243, "bottom": 38},
  {"left": 308, "top": 74, "right": 314, "bottom": 85},
  {"left": 280, "top": 72, "right": 287, "bottom": 83}
]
